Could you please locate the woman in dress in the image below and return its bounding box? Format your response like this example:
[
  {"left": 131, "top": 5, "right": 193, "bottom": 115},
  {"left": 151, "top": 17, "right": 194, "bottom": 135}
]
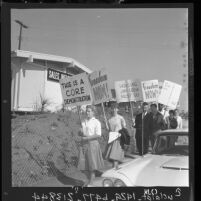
[
  {"left": 105, "top": 102, "right": 126, "bottom": 170},
  {"left": 78, "top": 105, "right": 104, "bottom": 184}
]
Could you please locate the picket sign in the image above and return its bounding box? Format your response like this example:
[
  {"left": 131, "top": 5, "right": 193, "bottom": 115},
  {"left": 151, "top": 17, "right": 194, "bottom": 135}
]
[
  {"left": 88, "top": 68, "right": 112, "bottom": 130},
  {"left": 114, "top": 79, "right": 142, "bottom": 103},
  {"left": 88, "top": 68, "right": 112, "bottom": 105},
  {"left": 59, "top": 72, "right": 92, "bottom": 107},
  {"left": 158, "top": 81, "right": 164, "bottom": 96},
  {"left": 141, "top": 80, "right": 159, "bottom": 103},
  {"left": 158, "top": 80, "right": 182, "bottom": 109}
]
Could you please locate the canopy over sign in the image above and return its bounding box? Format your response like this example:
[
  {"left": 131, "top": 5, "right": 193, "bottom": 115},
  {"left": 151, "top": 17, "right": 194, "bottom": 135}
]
[
  {"left": 141, "top": 80, "right": 159, "bottom": 103},
  {"left": 115, "top": 80, "right": 142, "bottom": 103},
  {"left": 158, "top": 80, "right": 182, "bottom": 109},
  {"left": 88, "top": 68, "right": 111, "bottom": 105},
  {"left": 59, "top": 72, "right": 92, "bottom": 107}
]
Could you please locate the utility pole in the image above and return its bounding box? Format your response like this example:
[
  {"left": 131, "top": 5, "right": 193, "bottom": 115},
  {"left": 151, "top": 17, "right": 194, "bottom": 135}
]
[{"left": 15, "top": 20, "right": 28, "bottom": 50}]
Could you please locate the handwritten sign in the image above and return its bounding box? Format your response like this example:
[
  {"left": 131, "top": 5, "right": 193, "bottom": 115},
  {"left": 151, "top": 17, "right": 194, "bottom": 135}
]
[
  {"left": 158, "top": 80, "right": 182, "bottom": 109},
  {"left": 115, "top": 80, "right": 142, "bottom": 103},
  {"left": 159, "top": 81, "right": 163, "bottom": 96},
  {"left": 59, "top": 72, "right": 92, "bottom": 107},
  {"left": 141, "top": 80, "right": 159, "bottom": 102},
  {"left": 88, "top": 69, "right": 111, "bottom": 105},
  {"left": 47, "top": 68, "right": 71, "bottom": 82}
]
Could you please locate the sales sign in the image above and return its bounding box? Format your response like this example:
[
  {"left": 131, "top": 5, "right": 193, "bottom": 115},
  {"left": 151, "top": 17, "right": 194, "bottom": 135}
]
[
  {"left": 88, "top": 68, "right": 112, "bottom": 105},
  {"left": 141, "top": 80, "right": 159, "bottom": 102},
  {"left": 158, "top": 80, "right": 182, "bottom": 109},
  {"left": 59, "top": 72, "right": 92, "bottom": 107},
  {"left": 47, "top": 68, "right": 71, "bottom": 82}
]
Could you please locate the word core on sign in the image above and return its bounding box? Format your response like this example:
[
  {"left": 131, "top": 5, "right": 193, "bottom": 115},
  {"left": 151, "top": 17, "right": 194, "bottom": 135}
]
[{"left": 60, "top": 72, "right": 92, "bottom": 107}]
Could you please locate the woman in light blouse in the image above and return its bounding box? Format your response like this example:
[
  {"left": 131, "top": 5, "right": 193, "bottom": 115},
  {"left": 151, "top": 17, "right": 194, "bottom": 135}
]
[{"left": 78, "top": 105, "right": 104, "bottom": 184}]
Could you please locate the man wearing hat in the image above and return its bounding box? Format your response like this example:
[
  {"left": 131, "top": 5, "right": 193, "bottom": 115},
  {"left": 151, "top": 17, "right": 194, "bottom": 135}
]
[{"left": 133, "top": 102, "right": 152, "bottom": 155}]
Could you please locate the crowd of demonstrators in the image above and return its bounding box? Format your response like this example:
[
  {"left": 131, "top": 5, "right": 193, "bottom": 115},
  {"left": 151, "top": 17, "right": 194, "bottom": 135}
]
[
  {"left": 105, "top": 102, "right": 127, "bottom": 170},
  {"left": 77, "top": 102, "right": 184, "bottom": 184}
]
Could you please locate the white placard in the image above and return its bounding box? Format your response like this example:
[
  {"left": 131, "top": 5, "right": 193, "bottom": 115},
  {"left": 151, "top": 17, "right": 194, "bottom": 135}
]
[
  {"left": 88, "top": 68, "right": 112, "bottom": 105},
  {"left": 158, "top": 80, "right": 182, "bottom": 109},
  {"left": 159, "top": 81, "right": 164, "bottom": 96},
  {"left": 114, "top": 80, "right": 142, "bottom": 103},
  {"left": 108, "top": 132, "right": 121, "bottom": 144},
  {"left": 141, "top": 80, "right": 159, "bottom": 102},
  {"left": 59, "top": 72, "right": 92, "bottom": 107}
]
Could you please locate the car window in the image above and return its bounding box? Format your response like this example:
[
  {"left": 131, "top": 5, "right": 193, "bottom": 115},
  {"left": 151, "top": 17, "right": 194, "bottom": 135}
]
[{"left": 155, "top": 134, "right": 188, "bottom": 155}]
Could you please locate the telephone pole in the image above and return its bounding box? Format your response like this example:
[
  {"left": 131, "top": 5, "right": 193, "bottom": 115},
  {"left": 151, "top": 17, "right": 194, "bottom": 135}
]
[{"left": 15, "top": 20, "right": 28, "bottom": 50}]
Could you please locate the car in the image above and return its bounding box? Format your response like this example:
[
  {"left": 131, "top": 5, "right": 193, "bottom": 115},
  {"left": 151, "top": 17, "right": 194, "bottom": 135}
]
[{"left": 88, "top": 129, "right": 189, "bottom": 187}]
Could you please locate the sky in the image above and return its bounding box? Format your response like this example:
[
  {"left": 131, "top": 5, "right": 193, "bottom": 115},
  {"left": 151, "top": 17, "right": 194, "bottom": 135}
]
[{"left": 11, "top": 8, "right": 188, "bottom": 111}]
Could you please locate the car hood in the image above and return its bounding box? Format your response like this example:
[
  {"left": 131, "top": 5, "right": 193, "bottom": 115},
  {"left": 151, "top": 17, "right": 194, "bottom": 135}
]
[{"left": 102, "top": 154, "right": 189, "bottom": 186}]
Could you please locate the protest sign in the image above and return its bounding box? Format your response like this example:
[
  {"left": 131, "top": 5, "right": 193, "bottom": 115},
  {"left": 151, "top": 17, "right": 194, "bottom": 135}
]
[
  {"left": 115, "top": 80, "right": 142, "bottom": 103},
  {"left": 159, "top": 81, "right": 163, "bottom": 96},
  {"left": 141, "top": 80, "right": 159, "bottom": 102},
  {"left": 88, "top": 68, "right": 111, "bottom": 105},
  {"left": 59, "top": 72, "right": 92, "bottom": 107},
  {"left": 158, "top": 80, "right": 182, "bottom": 109}
]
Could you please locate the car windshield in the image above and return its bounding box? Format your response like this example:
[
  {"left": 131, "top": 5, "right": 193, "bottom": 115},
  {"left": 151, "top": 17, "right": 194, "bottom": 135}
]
[{"left": 153, "top": 134, "right": 189, "bottom": 156}]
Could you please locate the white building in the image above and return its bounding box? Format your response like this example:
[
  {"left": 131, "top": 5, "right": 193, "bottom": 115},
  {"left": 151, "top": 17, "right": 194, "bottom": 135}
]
[{"left": 11, "top": 50, "right": 92, "bottom": 112}]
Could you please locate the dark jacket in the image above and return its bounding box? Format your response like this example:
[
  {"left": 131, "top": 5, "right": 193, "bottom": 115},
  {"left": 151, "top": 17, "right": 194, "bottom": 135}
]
[
  {"left": 119, "top": 127, "right": 130, "bottom": 150},
  {"left": 134, "top": 112, "right": 152, "bottom": 139},
  {"left": 151, "top": 111, "right": 166, "bottom": 134}
]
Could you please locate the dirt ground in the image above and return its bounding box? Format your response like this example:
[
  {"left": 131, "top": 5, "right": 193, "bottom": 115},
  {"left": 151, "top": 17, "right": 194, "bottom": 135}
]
[
  {"left": 11, "top": 108, "right": 188, "bottom": 187},
  {"left": 11, "top": 107, "right": 136, "bottom": 187}
]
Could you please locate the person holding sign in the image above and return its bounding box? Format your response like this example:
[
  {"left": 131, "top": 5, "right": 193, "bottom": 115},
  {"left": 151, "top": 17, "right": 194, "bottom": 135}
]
[
  {"left": 134, "top": 102, "right": 152, "bottom": 155},
  {"left": 77, "top": 105, "right": 104, "bottom": 185},
  {"left": 105, "top": 102, "right": 126, "bottom": 170}
]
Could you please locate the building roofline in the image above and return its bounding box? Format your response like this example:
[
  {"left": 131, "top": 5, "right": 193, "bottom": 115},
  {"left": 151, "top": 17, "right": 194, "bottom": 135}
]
[{"left": 11, "top": 50, "right": 92, "bottom": 74}]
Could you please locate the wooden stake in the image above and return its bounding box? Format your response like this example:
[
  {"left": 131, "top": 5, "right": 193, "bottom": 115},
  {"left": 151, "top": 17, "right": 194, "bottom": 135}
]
[
  {"left": 101, "top": 102, "right": 109, "bottom": 130},
  {"left": 77, "top": 106, "right": 82, "bottom": 126}
]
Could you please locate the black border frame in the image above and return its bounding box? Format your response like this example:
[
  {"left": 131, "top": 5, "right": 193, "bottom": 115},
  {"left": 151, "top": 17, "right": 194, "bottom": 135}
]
[{"left": 2, "top": 3, "right": 194, "bottom": 201}]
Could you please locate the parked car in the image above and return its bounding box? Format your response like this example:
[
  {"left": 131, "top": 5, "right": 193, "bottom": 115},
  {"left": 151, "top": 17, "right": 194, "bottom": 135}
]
[{"left": 88, "top": 129, "right": 189, "bottom": 187}]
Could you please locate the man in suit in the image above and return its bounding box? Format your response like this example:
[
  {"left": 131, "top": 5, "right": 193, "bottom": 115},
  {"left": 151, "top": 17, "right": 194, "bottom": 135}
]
[
  {"left": 150, "top": 103, "right": 166, "bottom": 148},
  {"left": 134, "top": 102, "right": 152, "bottom": 155}
]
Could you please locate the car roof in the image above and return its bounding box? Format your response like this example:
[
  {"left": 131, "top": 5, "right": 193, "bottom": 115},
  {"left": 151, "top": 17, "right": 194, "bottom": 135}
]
[{"left": 155, "top": 129, "right": 189, "bottom": 136}]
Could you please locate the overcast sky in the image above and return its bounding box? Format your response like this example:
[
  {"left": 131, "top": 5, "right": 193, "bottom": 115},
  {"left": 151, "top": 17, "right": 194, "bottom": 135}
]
[{"left": 11, "top": 8, "right": 188, "bottom": 111}]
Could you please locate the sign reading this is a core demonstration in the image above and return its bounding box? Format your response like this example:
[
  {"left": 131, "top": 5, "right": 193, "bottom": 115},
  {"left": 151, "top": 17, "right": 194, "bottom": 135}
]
[
  {"left": 59, "top": 72, "right": 92, "bottom": 107},
  {"left": 141, "top": 80, "right": 159, "bottom": 102},
  {"left": 88, "top": 69, "right": 111, "bottom": 105}
]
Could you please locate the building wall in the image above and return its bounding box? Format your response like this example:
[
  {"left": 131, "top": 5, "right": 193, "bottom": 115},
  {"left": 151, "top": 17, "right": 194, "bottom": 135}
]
[
  {"left": 11, "top": 57, "right": 84, "bottom": 112},
  {"left": 18, "top": 62, "right": 46, "bottom": 111}
]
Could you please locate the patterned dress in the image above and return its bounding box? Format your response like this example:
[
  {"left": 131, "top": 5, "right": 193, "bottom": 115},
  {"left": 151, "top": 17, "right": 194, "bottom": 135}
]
[{"left": 105, "top": 114, "right": 126, "bottom": 162}]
